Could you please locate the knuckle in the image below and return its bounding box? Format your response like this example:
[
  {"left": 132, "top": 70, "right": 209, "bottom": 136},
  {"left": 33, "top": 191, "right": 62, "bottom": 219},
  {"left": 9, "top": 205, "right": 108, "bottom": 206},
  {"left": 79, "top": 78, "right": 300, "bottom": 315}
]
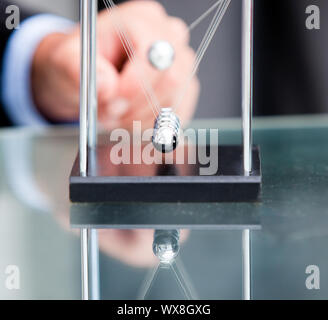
[
  {"left": 66, "top": 62, "right": 80, "bottom": 86},
  {"left": 48, "top": 47, "right": 63, "bottom": 69},
  {"left": 185, "top": 47, "right": 196, "bottom": 63},
  {"left": 169, "top": 17, "right": 189, "bottom": 37},
  {"left": 52, "top": 46, "right": 79, "bottom": 82},
  {"left": 144, "top": 1, "right": 166, "bottom": 16}
]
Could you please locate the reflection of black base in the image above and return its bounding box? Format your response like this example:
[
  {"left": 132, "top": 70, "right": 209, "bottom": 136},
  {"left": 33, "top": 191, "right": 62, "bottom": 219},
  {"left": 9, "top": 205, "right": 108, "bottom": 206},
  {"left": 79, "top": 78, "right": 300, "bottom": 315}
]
[{"left": 69, "top": 145, "right": 261, "bottom": 203}]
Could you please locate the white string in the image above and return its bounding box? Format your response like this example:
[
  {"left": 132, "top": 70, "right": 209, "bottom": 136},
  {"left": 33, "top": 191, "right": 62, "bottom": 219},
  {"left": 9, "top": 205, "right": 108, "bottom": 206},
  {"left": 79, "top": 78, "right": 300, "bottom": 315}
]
[
  {"left": 101, "top": 0, "right": 231, "bottom": 116},
  {"left": 188, "top": 0, "right": 223, "bottom": 32},
  {"left": 102, "top": 0, "right": 160, "bottom": 117},
  {"left": 171, "top": 258, "right": 198, "bottom": 300},
  {"left": 173, "top": 0, "right": 231, "bottom": 111},
  {"left": 104, "top": 0, "right": 160, "bottom": 116},
  {"left": 137, "top": 263, "right": 160, "bottom": 300},
  {"left": 106, "top": 0, "right": 161, "bottom": 114}
]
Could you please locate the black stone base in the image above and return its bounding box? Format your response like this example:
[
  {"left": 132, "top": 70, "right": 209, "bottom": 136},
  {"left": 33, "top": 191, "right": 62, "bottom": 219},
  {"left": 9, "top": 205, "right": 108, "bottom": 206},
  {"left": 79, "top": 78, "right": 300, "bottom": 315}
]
[{"left": 69, "top": 145, "right": 261, "bottom": 203}]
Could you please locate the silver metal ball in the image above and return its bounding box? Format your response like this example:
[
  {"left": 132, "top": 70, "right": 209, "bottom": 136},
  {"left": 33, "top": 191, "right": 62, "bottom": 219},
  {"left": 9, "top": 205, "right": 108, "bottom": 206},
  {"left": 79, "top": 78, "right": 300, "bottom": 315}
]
[
  {"left": 153, "top": 230, "right": 180, "bottom": 264},
  {"left": 148, "top": 40, "right": 175, "bottom": 70},
  {"left": 152, "top": 108, "right": 180, "bottom": 153}
]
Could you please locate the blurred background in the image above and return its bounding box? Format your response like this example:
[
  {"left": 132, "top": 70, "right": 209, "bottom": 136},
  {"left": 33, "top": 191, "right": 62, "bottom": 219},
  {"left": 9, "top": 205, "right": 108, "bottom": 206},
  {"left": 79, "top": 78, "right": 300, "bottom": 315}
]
[{"left": 5, "top": 0, "right": 328, "bottom": 119}]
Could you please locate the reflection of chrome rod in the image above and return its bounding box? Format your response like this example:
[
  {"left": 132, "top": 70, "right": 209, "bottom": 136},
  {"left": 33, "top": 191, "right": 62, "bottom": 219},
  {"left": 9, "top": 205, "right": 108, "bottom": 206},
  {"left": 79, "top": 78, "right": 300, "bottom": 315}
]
[
  {"left": 79, "top": 0, "right": 89, "bottom": 176},
  {"left": 242, "top": 229, "right": 251, "bottom": 300},
  {"left": 90, "top": 229, "right": 100, "bottom": 300},
  {"left": 81, "top": 229, "right": 89, "bottom": 300},
  {"left": 242, "top": 0, "right": 254, "bottom": 175}
]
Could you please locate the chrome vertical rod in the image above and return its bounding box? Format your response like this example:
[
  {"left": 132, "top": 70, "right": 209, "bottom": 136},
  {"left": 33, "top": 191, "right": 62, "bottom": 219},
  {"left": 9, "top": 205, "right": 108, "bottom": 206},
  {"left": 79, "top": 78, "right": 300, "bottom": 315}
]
[
  {"left": 88, "top": 0, "right": 98, "bottom": 148},
  {"left": 242, "top": 229, "right": 251, "bottom": 300},
  {"left": 89, "top": 229, "right": 100, "bottom": 300},
  {"left": 242, "top": 0, "right": 254, "bottom": 175},
  {"left": 79, "top": 0, "right": 90, "bottom": 176},
  {"left": 81, "top": 228, "right": 89, "bottom": 300}
]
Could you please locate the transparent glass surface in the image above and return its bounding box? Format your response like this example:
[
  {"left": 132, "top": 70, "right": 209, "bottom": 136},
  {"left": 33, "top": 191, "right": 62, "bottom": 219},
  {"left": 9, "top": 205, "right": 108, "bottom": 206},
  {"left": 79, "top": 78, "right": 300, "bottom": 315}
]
[{"left": 1, "top": 115, "right": 328, "bottom": 299}]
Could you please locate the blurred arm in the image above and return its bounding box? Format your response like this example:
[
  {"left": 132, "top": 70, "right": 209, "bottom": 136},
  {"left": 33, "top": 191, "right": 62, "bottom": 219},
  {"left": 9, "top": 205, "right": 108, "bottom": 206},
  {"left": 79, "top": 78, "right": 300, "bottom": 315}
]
[{"left": 1, "top": 14, "right": 74, "bottom": 126}]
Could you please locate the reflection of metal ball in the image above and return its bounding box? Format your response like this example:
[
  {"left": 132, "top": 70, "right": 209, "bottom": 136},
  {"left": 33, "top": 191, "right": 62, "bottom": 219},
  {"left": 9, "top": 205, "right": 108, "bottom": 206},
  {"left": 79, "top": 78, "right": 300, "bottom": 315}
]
[
  {"left": 152, "top": 108, "right": 180, "bottom": 153},
  {"left": 153, "top": 230, "right": 180, "bottom": 264},
  {"left": 148, "top": 40, "right": 175, "bottom": 70}
]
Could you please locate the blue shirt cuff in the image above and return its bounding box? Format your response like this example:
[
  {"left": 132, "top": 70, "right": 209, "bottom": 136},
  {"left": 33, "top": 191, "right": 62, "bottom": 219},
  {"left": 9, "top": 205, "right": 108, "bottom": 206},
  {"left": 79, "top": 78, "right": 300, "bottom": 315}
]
[{"left": 1, "top": 14, "right": 75, "bottom": 126}]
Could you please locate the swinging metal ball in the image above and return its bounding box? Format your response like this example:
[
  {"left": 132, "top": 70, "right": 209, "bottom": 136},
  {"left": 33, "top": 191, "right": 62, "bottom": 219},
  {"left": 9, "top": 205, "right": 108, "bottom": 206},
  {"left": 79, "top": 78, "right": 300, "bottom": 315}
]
[
  {"left": 148, "top": 40, "right": 175, "bottom": 70},
  {"left": 152, "top": 108, "right": 180, "bottom": 153}
]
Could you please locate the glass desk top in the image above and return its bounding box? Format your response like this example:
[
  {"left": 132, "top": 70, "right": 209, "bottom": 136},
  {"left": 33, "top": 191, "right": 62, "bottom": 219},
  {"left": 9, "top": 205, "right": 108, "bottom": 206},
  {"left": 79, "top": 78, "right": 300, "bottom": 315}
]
[{"left": 1, "top": 115, "right": 328, "bottom": 299}]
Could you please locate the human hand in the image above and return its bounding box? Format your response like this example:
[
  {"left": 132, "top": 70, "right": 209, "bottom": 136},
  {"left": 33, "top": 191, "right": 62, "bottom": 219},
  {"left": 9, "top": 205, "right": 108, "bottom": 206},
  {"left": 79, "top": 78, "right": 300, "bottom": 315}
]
[{"left": 31, "top": 1, "right": 200, "bottom": 130}]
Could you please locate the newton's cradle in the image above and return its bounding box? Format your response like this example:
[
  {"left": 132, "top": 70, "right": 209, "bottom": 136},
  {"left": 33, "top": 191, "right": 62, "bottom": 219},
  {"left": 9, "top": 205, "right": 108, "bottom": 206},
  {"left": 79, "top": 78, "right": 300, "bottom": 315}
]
[{"left": 69, "top": 0, "right": 261, "bottom": 300}]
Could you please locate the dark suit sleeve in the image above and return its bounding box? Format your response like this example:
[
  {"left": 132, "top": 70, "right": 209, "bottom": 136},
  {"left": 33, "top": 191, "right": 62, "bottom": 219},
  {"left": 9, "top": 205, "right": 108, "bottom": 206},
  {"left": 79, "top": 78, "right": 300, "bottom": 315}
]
[
  {"left": 0, "top": 0, "right": 125, "bottom": 127},
  {"left": 0, "top": 1, "right": 34, "bottom": 127}
]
